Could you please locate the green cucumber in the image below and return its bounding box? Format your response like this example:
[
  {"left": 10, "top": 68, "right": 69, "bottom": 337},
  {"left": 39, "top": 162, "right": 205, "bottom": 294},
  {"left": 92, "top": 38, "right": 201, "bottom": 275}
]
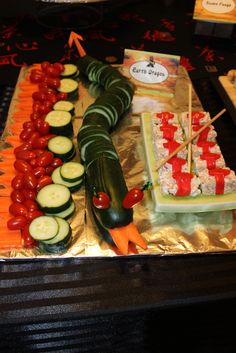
[
  {"left": 48, "top": 136, "right": 75, "bottom": 162},
  {"left": 29, "top": 215, "right": 59, "bottom": 241},
  {"left": 52, "top": 166, "right": 84, "bottom": 191},
  {"left": 53, "top": 100, "right": 75, "bottom": 115},
  {"left": 36, "top": 183, "right": 72, "bottom": 214},
  {"left": 60, "top": 161, "right": 85, "bottom": 183},
  {"left": 58, "top": 78, "right": 79, "bottom": 101},
  {"left": 45, "top": 110, "right": 73, "bottom": 137},
  {"left": 45, "top": 200, "right": 76, "bottom": 219},
  {"left": 61, "top": 64, "right": 79, "bottom": 78},
  {"left": 42, "top": 217, "right": 72, "bottom": 245}
]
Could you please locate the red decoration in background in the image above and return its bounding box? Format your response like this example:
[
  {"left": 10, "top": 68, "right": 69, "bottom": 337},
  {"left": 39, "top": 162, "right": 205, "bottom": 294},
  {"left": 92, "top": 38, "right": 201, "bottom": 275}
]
[
  {"left": 143, "top": 29, "right": 175, "bottom": 42},
  {"left": 180, "top": 56, "right": 196, "bottom": 71}
]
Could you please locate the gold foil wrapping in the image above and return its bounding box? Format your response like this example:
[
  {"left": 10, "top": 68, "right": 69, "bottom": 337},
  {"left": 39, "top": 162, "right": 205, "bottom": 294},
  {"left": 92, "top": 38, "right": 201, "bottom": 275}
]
[{"left": 0, "top": 65, "right": 236, "bottom": 259}]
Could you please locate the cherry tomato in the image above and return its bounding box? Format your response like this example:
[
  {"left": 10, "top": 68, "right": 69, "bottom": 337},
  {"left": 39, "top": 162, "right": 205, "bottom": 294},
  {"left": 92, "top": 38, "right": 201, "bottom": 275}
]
[
  {"left": 32, "top": 166, "right": 46, "bottom": 178},
  {"left": 32, "top": 136, "right": 49, "bottom": 149},
  {"left": 45, "top": 166, "right": 54, "bottom": 175},
  {"left": 9, "top": 203, "right": 28, "bottom": 217},
  {"left": 7, "top": 216, "right": 27, "bottom": 230},
  {"left": 38, "top": 82, "right": 49, "bottom": 90},
  {"left": 46, "top": 93, "right": 57, "bottom": 105},
  {"left": 32, "top": 91, "right": 47, "bottom": 102},
  {"left": 32, "top": 101, "right": 46, "bottom": 114},
  {"left": 92, "top": 191, "right": 110, "bottom": 209},
  {"left": 30, "top": 112, "right": 42, "bottom": 121},
  {"left": 15, "top": 150, "right": 36, "bottom": 161},
  {"left": 14, "top": 142, "right": 33, "bottom": 154},
  {"left": 44, "top": 76, "right": 60, "bottom": 89},
  {"left": 122, "top": 188, "right": 144, "bottom": 208},
  {"left": 45, "top": 66, "right": 60, "bottom": 78},
  {"left": 11, "top": 173, "right": 25, "bottom": 190},
  {"left": 51, "top": 157, "right": 63, "bottom": 169},
  {"left": 24, "top": 171, "right": 38, "bottom": 190},
  {"left": 39, "top": 87, "right": 56, "bottom": 96},
  {"left": 27, "top": 131, "right": 41, "bottom": 145},
  {"left": 36, "top": 151, "right": 54, "bottom": 167},
  {"left": 21, "top": 224, "right": 38, "bottom": 248},
  {"left": 22, "top": 188, "right": 37, "bottom": 200},
  {"left": 53, "top": 62, "right": 64, "bottom": 73},
  {"left": 20, "top": 127, "right": 35, "bottom": 142},
  {"left": 10, "top": 190, "right": 26, "bottom": 203},
  {"left": 30, "top": 72, "right": 45, "bottom": 84},
  {"left": 56, "top": 92, "right": 68, "bottom": 101},
  {"left": 41, "top": 61, "right": 50, "bottom": 72},
  {"left": 34, "top": 119, "right": 50, "bottom": 136},
  {"left": 24, "top": 199, "right": 39, "bottom": 212},
  {"left": 33, "top": 149, "right": 45, "bottom": 157},
  {"left": 29, "top": 158, "right": 37, "bottom": 167},
  {"left": 26, "top": 210, "right": 44, "bottom": 222},
  {"left": 14, "top": 159, "right": 32, "bottom": 173},
  {"left": 23, "top": 121, "right": 35, "bottom": 130},
  {"left": 36, "top": 175, "right": 52, "bottom": 191},
  {"left": 31, "top": 69, "right": 43, "bottom": 76}
]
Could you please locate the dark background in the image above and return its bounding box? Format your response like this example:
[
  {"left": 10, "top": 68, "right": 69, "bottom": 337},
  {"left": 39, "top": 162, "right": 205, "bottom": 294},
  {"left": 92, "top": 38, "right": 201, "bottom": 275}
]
[{"left": 1, "top": 1, "right": 236, "bottom": 352}]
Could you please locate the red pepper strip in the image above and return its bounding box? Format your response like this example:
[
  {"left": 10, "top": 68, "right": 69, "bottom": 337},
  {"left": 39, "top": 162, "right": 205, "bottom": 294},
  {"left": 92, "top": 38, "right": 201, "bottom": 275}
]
[
  {"left": 193, "top": 125, "right": 211, "bottom": 142},
  {"left": 200, "top": 152, "right": 220, "bottom": 169},
  {"left": 160, "top": 124, "right": 177, "bottom": 140},
  {"left": 109, "top": 223, "right": 147, "bottom": 255},
  {"left": 168, "top": 157, "right": 186, "bottom": 173},
  {"left": 163, "top": 140, "right": 181, "bottom": 155},
  {"left": 155, "top": 112, "right": 174, "bottom": 124},
  {"left": 197, "top": 141, "right": 216, "bottom": 153},
  {"left": 191, "top": 111, "right": 205, "bottom": 124},
  {"left": 173, "top": 172, "right": 193, "bottom": 196},
  {"left": 209, "top": 168, "right": 230, "bottom": 194}
]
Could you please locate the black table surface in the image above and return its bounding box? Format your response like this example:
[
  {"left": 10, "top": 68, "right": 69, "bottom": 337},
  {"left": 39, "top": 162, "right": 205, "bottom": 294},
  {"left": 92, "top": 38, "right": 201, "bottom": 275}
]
[{"left": 1, "top": 1, "right": 236, "bottom": 352}]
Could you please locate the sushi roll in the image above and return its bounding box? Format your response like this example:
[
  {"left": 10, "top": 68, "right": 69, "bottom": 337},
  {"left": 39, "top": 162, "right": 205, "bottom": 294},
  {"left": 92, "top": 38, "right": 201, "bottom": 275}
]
[
  {"left": 152, "top": 123, "right": 183, "bottom": 141},
  {"left": 193, "top": 152, "right": 226, "bottom": 174},
  {"left": 159, "top": 171, "right": 201, "bottom": 197},
  {"left": 153, "top": 139, "right": 187, "bottom": 160},
  {"left": 183, "top": 124, "right": 217, "bottom": 144},
  {"left": 152, "top": 111, "right": 178, "bottom": 125},
  {"left": 192, "top": 141, "right": 222, "bottom": 157},
  {"left": 180, "top": 111, "right": 210, "bottom": 126},
  {"left": 158, "top": 156, "right": 188, "bottom": 177},
  {"left": 198, "top": 168, "right": 236, "bottom": 195}
]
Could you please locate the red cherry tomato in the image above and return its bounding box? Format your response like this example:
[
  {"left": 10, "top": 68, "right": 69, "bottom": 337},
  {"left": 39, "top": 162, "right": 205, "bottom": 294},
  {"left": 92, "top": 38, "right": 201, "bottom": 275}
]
[
  {"left": 23, "top": 171, "right": 38, "bottom": 190},
  {"left": 44, "top": 76, "right": 60, "bottom": 89},
  {"left": 56, "top": 92, "right": 68, "bottom": 101},
  {"left": 34, "top": 119, "right": 50, "bottom": 136},
  {"left": 45, "top": 166, "right": 54, "bottom": 175},
  {"left": 27, "top": 131, "right": 41, "bottom": 145},
  {"left": 36, "top": 175, "right": 52, "bottom": 192},
  {"left": 35, "top": 151, "right": 54, "bottom": 167},
  {"left": 10, "top": 190, "right": 26, "bottom": 203},
  {"left": 30, "top": 72, "right": 45, "bottom": 84},
  {"left": 7, "top": 216, "right": 28, "bottom": 230},
  {"left": 9, "top": 203, "right": 28, "bottom": 217},
  {"left": 32, "top": 91, "right": 47, "bottom": 102},
  {"left": 92, "top": 191, "right": 110, "bottom": 209},
  {"left": 53, "top": 62, "right": 64, "bottom": 73},
  {"left": 26, "top": 210, "right": 44, "bottom": 222},
  {"left": 23, "top": 121, "right": 35, "bottom": 130},
  {"left": 41, "top": 61, "right": 50, "bottom": 72},
  {"left": 11, "top": 173, "right": 25, "bottom": 190},
  {"left": 45, "top": 66, "right": 60, "bottom": 78},
  {"left": 22, "top": 188, "right": 37, "bottom": 200},
  {"left": 30, "top": 112, "right": 42, "bottom": 121},
  {"left": 20, "top": 127, "right": 35, "bottom": 142},
  {"left": 46, "top": 93, "right": 57, "bottom": 105},
  {"left": 29, "top": 158, "right": 37, "bottom": 167},
  {"left": 32, "top": 166, "right": 46, "bottom": 178},
  {"left": 14, "top": 142, "right": 33, "bottom": 154},
  {"left": 21, "top": 224, "right": 38, "bottom": 248},
  {"left": 14, "top": 159, "right": 32, "bottom": 173},
  {"left": 24, "top": 199, "right": 39, "bottom": 212},
  {"left": 32, "top": 136, "right": 49, "bottom": 149},
  {"left": 15, "top": 150, "right": 36, "bottom": 161},
  {"left": 51, "top": 157, "right": 63, "bottom": 169},
  {"left": 122, "top": 188, "right": 144, "bottom": 208}
]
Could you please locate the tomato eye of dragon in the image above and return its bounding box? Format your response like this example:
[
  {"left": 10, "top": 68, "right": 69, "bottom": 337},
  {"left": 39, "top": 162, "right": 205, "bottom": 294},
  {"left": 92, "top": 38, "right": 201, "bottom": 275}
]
[{"left": 92, "top": 188, "right": 110, "bottom": 209}]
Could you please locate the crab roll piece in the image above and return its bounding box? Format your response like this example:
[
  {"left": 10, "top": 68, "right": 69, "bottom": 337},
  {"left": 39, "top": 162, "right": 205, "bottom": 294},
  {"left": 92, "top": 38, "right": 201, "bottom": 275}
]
[
  {"left": 158, "top": 156, "right": 188, "bottom": 177},
  {"left": 183, "top": 124, "right": 217, "bottom": 144},
  {"left": 192, "top": 141, "right": 222, "bottom": 157},
  {"left": 198, "top": 168, "right": 236, "bottom": 195},
  {"left": 180, "top": 111, "right": 210, "bottom": 126},
  {"left": 152, "top": 111, "right": 178, "bottom": 125},
  {"left": 152, "top": 123, "right": 183, "bottom": 141},
  {"left": 159, "top": 171, "right": 201, "bottom": 197},
  {"left": 153, "top": 139, "right": 187, "bottom": 160},
  {"left": 193, "top": 152, "right": 226, "bottom": 174}
]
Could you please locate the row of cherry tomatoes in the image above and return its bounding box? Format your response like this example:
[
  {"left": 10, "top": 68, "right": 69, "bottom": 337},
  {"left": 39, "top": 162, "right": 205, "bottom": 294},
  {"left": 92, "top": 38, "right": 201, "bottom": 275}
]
[{"left": 7, "top": 61, "right": 68, "bottom": 247}]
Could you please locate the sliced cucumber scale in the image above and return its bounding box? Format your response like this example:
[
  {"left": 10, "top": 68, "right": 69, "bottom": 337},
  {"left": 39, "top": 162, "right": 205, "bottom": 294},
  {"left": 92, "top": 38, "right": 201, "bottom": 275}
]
[
  {"left": 42, "top": 217, "right": 72, "bottom": 245},
  {"left": 36, "top": 183, "right": 72, "bottom": 214},
  {"left": 60, "top": 162, "right": 85, "bottom": 183}
]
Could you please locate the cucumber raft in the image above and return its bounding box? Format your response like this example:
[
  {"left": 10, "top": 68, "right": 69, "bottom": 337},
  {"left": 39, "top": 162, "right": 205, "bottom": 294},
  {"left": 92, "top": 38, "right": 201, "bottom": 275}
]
[{"left": 77, "top": 55, "right": 147, "bottom": 255}]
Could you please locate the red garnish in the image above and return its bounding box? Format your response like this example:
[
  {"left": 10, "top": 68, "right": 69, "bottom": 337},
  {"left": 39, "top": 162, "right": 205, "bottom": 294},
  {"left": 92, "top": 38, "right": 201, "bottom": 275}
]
[
  {"left": 92, "top": 189, "right": 110, "bottom": 209},
  {"left": 122, "top": 182, "right": 152, "bottom": 208}
]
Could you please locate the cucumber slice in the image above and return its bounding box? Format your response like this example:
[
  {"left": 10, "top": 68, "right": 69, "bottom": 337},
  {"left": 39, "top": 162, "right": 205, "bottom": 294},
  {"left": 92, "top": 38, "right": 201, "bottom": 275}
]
[
  {"left": 61, "top": 64, "right": 78, "bottom": 78},
  {"left": 45, "top": 200, "right": 75, "bottom": 219},
  {"left": 58, "top": 78, "right": 79, "bottom": 101},
  {"left": 29, "top": 215, "right": 59, "bottom": 241},
  {"left": 42, "top": 217, "right": 72, "bottom": 245},
  {"left": 60, "top": 161, "right": 85, "bottom": 183},
  {"left": 36, "top": 183, "right": 71, "bottom": 214},
  {"left": 48, "top": 136, "right": 75, "bottom": 161},
  {"left": 45, "top": 110, "right": 73, "bottom": 136},
  {"left": 39, "top": 233, "right": 72, "bottom": 254},
  {"left": 52, "top": 167, "right": 84, "bottom": 190},
  {"left": 53, "top": 100, "right": 75, "bottom": 115}
]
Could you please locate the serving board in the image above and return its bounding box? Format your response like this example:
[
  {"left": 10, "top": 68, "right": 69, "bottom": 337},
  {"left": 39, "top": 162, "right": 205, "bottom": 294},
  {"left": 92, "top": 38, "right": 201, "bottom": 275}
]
[{"left": 140, "top": 112, "right": 236, "bottom": 213}]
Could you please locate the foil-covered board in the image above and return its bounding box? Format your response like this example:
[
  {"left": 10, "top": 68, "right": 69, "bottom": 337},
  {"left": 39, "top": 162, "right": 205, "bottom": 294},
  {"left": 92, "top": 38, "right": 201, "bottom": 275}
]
[{"left": 1, "top": 65, "right": 236, "bottom": 258}]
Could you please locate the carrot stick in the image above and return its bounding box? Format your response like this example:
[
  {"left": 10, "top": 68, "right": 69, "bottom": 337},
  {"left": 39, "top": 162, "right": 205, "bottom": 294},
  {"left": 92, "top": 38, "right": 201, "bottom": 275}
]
[
  {"left": 0, "top": 198, "right": 12, "bottom": 213},
  {"left": 109, "top": 227, "right": 129, "bottom": 255},
  {"left": 4, "top": 136, "right": 21, "bottom": 146},
  {"left": 0, "top": 186, "right": 12, "bottom": 196},
  {"left": 0, "top": 148, "right": 15, "bottom": 158}
]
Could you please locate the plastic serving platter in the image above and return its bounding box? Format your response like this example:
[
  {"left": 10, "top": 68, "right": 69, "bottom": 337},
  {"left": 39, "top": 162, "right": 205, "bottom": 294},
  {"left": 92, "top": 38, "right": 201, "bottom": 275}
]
[{"left": 140, "top": 112, "right": 236, "bottom": 213}]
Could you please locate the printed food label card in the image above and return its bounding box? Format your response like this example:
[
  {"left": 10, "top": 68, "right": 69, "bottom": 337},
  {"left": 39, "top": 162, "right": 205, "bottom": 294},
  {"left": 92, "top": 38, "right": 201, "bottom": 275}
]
[
  {"left": 122, "top": 49, "right": 180, "bottom": 97},
  {"left": 193, "top": 0, "right": 236, "bottom": 23}
]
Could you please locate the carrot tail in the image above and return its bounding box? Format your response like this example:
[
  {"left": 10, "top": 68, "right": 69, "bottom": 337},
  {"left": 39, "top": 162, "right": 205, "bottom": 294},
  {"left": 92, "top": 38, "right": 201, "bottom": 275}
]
[{"left": 108, "top": 223, "right": 147, "bottom": 255}]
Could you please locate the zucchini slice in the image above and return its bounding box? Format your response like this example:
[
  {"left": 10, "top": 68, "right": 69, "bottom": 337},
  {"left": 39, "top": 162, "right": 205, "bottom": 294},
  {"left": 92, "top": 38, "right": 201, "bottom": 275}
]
[
  {"left": 42, "top": 217, "right": 72, "bottom": 245},
  {"left": 58, "top": 78, "right": 79, "bottom": 101},
  {"left": 60, "top": 161, "right": 85, "bottom": 183},
  {"left": 29, "top": 215, "right": 59, "bottom": 241},
  {"left": 61, "top": 64, "right": 79, "bottom": 78},
  {"left": 45, "top": 110, "right": 73, "bottom": 137},
  {"left": 45, "top": 200, "right": 76, "bottom": 219},
  {"left": 48, "top": 136, "right": 75, "bottom": 162},
  {"left": 52, "top": 166, "right": 84, "bottom": 191},
  {"left": 53, "top": 100, "right": 75, "bottom": 115},
  {"left": 39, "top": 233, "right": 71, "bottom": 254},
  {"left": 36, "top": 183, "right": 72, "bottom": 214}
]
